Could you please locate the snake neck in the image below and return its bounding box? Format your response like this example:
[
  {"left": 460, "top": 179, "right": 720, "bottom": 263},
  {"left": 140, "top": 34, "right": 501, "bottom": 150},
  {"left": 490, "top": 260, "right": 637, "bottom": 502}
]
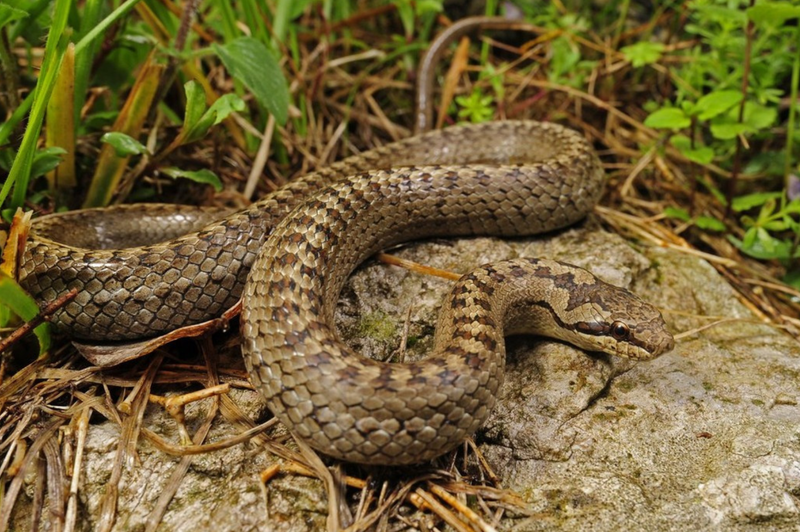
[{"left": 432, "top": 259, "right": 559, "bottom": 356}]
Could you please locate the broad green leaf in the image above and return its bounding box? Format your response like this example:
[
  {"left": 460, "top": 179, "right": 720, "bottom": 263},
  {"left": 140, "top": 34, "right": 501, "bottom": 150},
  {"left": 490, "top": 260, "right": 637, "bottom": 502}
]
[
  {"left": 0, "top": 272, "right": 51, "bottom": 354},
  {"left": 204, "top": 94, "right": 245, "bottom": 127},
  {"left": 663, "top": 206, "right": 691, "bottom": 222},
  {"left": 682, "top": 147, "right": 715, "bottom": 165},
  {"left": 710, "top": 122, "right": 749, "bottom": 139},
  {"left": 695, "top": 216, "right": 726, "bottom": 232},
  {"left": 763, "top": 219, "right": 789, "bottom": 231},
  {"left": 670, "top": 135, "right": 714, "bottom": 164},
  {"left": 195, "top": 95, "right": 245, "bottom": 138},
  {"left": 549, "top": 37, "right": 581, "bottom": 80},
  {"left": 644, "top": 107, "right": 690, "bottom": 129},
  {"left": 182, "top": 81, "right": 208, "bottom": 135},
  {"left": 742, "top": 102, "right": 777, "bottom": 130},
  {"left": 756, "top": 227, "right": 776, "bottom": 255},
  {"left": 100, "top": 132, "right": 148, "bottom": 156},
  {"left": 0, "top": 3, "right": 28, "bottom": 27},
  {"left": 84, "top": 110, "right": 120, "bottom": 130},
  {"left": 730, "top": 231, "right": 800, "bottom": 260},
  {"left": 161, "top": 167, "right": 223, "bottom": 192},
  {"left": 182, "top": 94, "right": 245, "bottom": 145},
  {"left": 621, "top": 41, "right": 664, "bottom": 67},
  {"left": 213, "top": 37, "right": 289, "bottom": 125},
  {"left": 747, "top": 3, "right": 800, "bottom": 25},
  {"left": 741, "top": 227, "right": 758, "bottom": 249},
  {"left": 695, "top": 90, "right": 742, "bottom": 121},
  {"left": 732, "top": 191, "right": 783, "bottom": 212},
  {"left": 31, "top": 147, "right": 67, "bottom": 178}
]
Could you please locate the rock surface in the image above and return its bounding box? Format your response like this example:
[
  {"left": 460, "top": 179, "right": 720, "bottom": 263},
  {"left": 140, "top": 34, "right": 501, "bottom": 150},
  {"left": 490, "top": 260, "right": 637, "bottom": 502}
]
[{"left": 12, "top": 221, "right": 800, "bottom": 531}]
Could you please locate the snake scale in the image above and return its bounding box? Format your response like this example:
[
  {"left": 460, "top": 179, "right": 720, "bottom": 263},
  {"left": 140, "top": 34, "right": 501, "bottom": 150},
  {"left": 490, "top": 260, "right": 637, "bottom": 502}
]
[{"left": 20, "top": 120, "right": 674, "bottom": 465}]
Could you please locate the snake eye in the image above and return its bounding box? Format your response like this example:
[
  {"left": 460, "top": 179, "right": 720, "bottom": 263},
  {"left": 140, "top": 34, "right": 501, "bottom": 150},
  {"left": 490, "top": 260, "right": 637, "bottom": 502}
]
[{"left": 610, "top": 321, "right": 630, "bottom": 341}]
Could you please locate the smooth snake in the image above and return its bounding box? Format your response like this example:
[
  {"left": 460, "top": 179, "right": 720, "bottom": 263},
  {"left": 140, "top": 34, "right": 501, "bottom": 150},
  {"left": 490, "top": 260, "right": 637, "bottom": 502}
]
[{"left": 17, "top": 21, "right": 674, "bottom": 464}]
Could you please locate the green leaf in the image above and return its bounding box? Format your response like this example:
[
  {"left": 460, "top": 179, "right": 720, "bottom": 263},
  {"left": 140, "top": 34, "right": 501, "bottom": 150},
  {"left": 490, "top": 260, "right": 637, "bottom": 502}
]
[
  {"left": 0, "top": 3, "right": 28, "bottom": 27},
  {"left": 710, "top": 122, "right": 749, "bottom": 140},
  {"left": 670, "top": 135, "right": 714, "bottom": 164},
  {"left": 732, "top": 192, "right": 783, "bottom": 212},
  {"left": 763, "top": 219, "right": 789, "bottom": 231},
  {"left": 730, "top": 231, "right": 800, "bottom": 260},
  {"left": 392, "top": 0, "right": 414, "bottom": 35},
  {"left": 663, "top": 206, "right": 691, "bottom": 222},
  {"left": 289, "top": 0, "right": 317, "bottom": 19},
  {"left": 31, "top": 147, "right": 67, "bottom": 179},
  {"left": 783, "top": 268, "right": 800, "bottom": 291},
  {"left": 203, "top": 94, "right": 245, "bottom": 127},
  {"left": 455, "top": 90, "right": 495, "bottom": 123},
  {"left": 694, "top": 90, "right": 743, "bottom": 121},
  {"left": 549, "top": 37, "right": 581, "bottom": 80},
  {"left": 747, "top": 3, "right": 800, "bottom": 25},
  {"left": 213, "top": 37, "right": 290, "bottom": 125},
  {"left": 644, "top": 107, "right": 690, "bottom": 129},
  {"left": 182, "top": 80, "right": 208, "bottom": 136},
  {"left": 415, "top": 0, "right": 443, "bottom": 16},
  {"left": 695, "top": 216, "right": 726, "bottom": 232},
  {"left": 0, "top": 272, "right": 51, "bottom": 354},
  {"left": 682, "top": 147, "right": 715, "bottom": 165},
  {"left": 161, "top": 167, "right": 223, "bottom": 192},
  {"left": 185, "top": 94, "right": 246, "bottom": 144},
  {"left": 742, "top": 102, "right": 777, "bottom": 130},
  {"left": 741, "top": 227, "right": 758, "bottom": 249},
  {"left": 620, "top": 41, "right": 664, "bottom": 67},
  {"left": 100, "top": 132, "right": 148, "bottom": 157}
]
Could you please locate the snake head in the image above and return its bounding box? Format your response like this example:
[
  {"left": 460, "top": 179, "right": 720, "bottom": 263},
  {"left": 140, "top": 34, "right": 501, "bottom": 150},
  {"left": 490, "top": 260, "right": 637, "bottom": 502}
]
[
  {"left": 564, "top": 278, "right": 675, "bottom": 361},
  {"left": 502, "top": 258, "right": 674, "bottom": 361}
]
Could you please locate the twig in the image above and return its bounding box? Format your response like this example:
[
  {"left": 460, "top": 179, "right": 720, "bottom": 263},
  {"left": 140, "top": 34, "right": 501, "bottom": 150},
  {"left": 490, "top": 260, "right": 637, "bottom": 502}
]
[
  {"left": 377, "top": 253, "right": 461, "bottom": 281},
  {"left": 141, "top": 418, "right": 278, "bottom": 456},
  {"left": 0, "top": 288, "right": 78, "bottom": 354}
]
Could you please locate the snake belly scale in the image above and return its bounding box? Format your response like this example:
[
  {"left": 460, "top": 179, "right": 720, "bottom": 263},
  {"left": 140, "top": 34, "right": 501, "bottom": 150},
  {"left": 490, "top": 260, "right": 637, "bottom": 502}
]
[{"left": 21, "top": 120, "right": 674, "bottom": 465}]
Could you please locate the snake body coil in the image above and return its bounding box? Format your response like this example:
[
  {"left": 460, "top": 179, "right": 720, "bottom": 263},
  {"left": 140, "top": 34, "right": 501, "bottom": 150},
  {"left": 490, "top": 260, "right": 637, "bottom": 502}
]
[{"left": 20, "top": 121, "right": 673, "bottom": 465}]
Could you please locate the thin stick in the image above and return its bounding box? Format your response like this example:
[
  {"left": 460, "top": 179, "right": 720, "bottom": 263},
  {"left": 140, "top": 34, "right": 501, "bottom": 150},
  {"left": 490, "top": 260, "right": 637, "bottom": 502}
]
[
  {"left": 140, "top": 418, "right": 278, "bottom": 456},
  {"left": 0, "top": 288, "right": 78, "bottom": 354},
  {"left": 244, "top": 114, "right": 275, "bottom": 200},
  {"left": 377, "top": 253, "right": 461, "bottom": 281}
]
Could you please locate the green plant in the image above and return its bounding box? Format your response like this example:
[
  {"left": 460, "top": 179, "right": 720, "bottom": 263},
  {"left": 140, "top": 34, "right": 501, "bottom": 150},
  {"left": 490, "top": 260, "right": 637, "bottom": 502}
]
[{"left": 637, "top": 0, "right": 800, "bottom": 284}]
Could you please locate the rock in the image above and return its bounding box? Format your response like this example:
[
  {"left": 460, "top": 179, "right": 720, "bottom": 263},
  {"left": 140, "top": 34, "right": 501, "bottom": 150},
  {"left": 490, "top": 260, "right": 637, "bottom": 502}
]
[{"left": 11, "top": 221, "right": 800, "bottom": 531}]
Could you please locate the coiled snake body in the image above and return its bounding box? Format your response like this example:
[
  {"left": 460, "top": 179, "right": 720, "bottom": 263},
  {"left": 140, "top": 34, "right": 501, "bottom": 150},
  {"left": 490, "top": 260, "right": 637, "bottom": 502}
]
[{"left": 20, "top": 120, "right": 673, "bottom": 465}]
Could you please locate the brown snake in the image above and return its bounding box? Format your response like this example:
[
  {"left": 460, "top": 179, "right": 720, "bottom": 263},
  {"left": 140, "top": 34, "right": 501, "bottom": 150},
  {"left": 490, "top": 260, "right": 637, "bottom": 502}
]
[{"left": 19, "top": 120, "right": 674, "bottom": 464}]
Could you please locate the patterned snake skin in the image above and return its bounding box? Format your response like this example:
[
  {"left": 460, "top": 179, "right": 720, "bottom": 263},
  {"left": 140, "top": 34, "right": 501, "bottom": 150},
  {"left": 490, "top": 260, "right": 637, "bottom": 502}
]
[{"left": 21, "top": 121, "right": 674, "bottom": 464}]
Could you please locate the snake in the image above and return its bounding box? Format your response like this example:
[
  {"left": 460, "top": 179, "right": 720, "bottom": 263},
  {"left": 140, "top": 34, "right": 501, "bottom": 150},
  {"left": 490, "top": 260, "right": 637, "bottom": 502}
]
[
  {"left": 18, "top": 12, "right": 674, "bottom": 467},
  {"left": 19, "top": 120, "right": 674, "bottom": 465}
]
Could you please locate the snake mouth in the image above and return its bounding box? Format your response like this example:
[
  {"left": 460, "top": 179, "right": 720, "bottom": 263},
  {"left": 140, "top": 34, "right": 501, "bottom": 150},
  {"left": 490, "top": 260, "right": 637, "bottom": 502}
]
[{"left": 654, "top": 332, "right": 676, "bottom": 357}]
